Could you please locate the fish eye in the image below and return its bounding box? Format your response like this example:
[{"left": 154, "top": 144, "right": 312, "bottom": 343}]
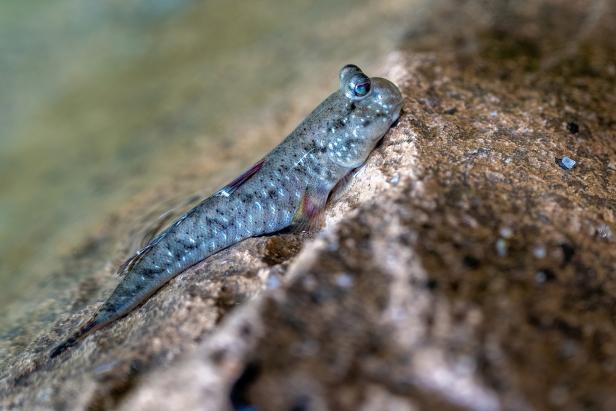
[
  {"left": 346, "top": 74, "right": 371, "bottom": 100},
  {"left": 353, "top": 80, "right": 371, "bottom": 97},
  {"left": 339, "top": 65, "right": 371, "bottom": 100}
]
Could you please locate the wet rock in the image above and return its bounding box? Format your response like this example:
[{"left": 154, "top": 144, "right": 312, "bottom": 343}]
[{"left": 2, "top": 0, "right": 616, "bottom": 410}]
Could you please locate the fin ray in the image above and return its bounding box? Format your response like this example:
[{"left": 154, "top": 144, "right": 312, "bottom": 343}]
[
  {"left": 291, "top": 186, "right": 330, "bottom": 233},
  {"left": 215, "top": 159, "right": 265, "bottom": 197}
]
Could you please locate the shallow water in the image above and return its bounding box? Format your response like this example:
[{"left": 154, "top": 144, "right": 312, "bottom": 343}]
[{"left": 0, "top": 0, "right": 419, "bottom": 327}]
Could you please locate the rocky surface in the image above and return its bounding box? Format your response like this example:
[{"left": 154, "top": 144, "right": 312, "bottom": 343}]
[{"left": 2, "top": 0, "right": 616, "bottom": 410}]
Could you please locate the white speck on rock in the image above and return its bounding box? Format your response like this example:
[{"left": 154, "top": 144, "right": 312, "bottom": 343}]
[
  {"left": 335, "top": 272, "right": 354, "bottom": 288},
  {"left": 533, "top": 245, "right": 546, "bottom": 259},
  {"left": 495, "top": 239, "right": 507, "bottom": 257},
  {"left": 499, "top": 227, "right": 513, "bottom": 239},
  {"left": 266, "top": 274, "right": 281, "bottom": 289},
  {"left": 388, "top": 173, "right": 401, "bottom": 186}
]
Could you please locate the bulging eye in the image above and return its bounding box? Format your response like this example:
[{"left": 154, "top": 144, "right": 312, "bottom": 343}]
[
  {"left": 340, "top": 65, "right": 372, "bottom": 100},
  {"left": 353, "top": 80, "right": 371, "bottom": 97}
]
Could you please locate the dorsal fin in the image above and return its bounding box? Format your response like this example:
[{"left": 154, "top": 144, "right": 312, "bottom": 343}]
[
  {"left": 116, "top": 242, "right": 155, "bottom": 276},
  {"left": 117, "top": 205, "right": 196, "bottom": 276},
  {"left": 215, "top": 159, "right": 265, "bottom": 197},
  {"left": 136, "top": 194, "right": 204, "bottom": 249},
  {"left": 117, "top": 160, "right": 265, "bottom": 276}
]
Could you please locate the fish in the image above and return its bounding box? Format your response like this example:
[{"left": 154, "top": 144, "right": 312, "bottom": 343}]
[{"left": 50, "top": 64, "right": 403, "bottom": 358}]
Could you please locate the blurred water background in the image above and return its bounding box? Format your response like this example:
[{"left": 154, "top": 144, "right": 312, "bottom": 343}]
[{"left": 0, "top": 0, "right": 419, "bottom": 325}]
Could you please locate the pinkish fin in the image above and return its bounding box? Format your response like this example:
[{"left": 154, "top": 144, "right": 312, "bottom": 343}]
[
  {"left": 291, "top": 187, "right": 330, "bottom": 233},
  {"left": 215, "top": 159, "right": 265, "bottom": 198}
]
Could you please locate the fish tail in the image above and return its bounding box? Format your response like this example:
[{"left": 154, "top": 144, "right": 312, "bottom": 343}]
[{"left": 49, "top": 318, "right": 103, "bottom": 358}]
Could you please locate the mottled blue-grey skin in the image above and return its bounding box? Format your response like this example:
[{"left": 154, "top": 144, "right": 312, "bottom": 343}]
[{"left": 50, "top": 65, "right": 403, "bottom": 357}]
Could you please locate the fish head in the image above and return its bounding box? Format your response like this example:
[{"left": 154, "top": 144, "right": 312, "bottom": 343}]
[{"left": 332, "top": 64, "right": 403, "bottom": 167}]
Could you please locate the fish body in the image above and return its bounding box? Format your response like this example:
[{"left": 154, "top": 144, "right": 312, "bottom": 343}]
[{"left": 50, "top": 64, "right": 403, "bottom": 357}]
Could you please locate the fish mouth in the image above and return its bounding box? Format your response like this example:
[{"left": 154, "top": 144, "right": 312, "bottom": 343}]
[{"left": 391, "top": 99, "right": 403, "bottom": 123}]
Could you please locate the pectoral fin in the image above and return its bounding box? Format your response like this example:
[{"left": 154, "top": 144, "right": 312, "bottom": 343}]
[{"left": 292, "top": 186, "right": 330, "bottom": 233}]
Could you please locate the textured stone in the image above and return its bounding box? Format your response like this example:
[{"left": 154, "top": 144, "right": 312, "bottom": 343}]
[{"left": 2, "top": 0, "right": 616, "bottom": 410}]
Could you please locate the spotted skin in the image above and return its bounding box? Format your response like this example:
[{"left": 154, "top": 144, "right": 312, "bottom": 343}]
[{"left": 50, "top": 64, "right": 403, "bottom": 358}]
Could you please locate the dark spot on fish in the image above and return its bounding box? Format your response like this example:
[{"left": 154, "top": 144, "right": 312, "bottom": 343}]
[
  {"left": 362, "top": 119, "right": 372, "bottom": 127},
  {"left": 268, "top": 189, "right": 276, "bottom": 198},
  {"left": 142, "top": 267, "right": 162, "bottom": 277},
  {"left": 350, "top": 102, "right": 356, "bottom": 111},
  {"left": 332, "top": 117, "right": 345, "bottom": 130}
]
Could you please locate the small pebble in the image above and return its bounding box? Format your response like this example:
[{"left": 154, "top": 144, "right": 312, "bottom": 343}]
[
  {"left": 532, "top": 245, "right": 546, "bottom": 259},
  {"left": 560, "top": 340, "right": 578, "bottom": 358},
  {"left": 388, "top": 173, "right": 400, "bottom": 186},
  {"left": 535, "top": 271, "right": 548, "bottom": 283},
  {"left": 558, "top": 156, "right": 576, "bottom": 170},
  {"left": 535, "top": 269, "right": 555, "bottom": 283},
  {"left": 93, "top": 360, "right": 119, "bottom": 375},
  {"left": 495, "top": 239, "right": 507, "bottom": 257},
  {"left": 266, "top": 274, "right": 281, "bottom": 289},
  {"left": 596, "top": 224, "right": 613, "bottom": 241},
  {"left": 335, "top": 273, "right": 354, "bottom": 288},
  {"left": 499, "top": 227, "right": 513, "bottom": 239}
]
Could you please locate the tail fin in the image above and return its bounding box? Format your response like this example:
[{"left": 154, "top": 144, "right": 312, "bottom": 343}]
[{"left": 49, "top": 319, "right": 102, "bottom": 358}]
